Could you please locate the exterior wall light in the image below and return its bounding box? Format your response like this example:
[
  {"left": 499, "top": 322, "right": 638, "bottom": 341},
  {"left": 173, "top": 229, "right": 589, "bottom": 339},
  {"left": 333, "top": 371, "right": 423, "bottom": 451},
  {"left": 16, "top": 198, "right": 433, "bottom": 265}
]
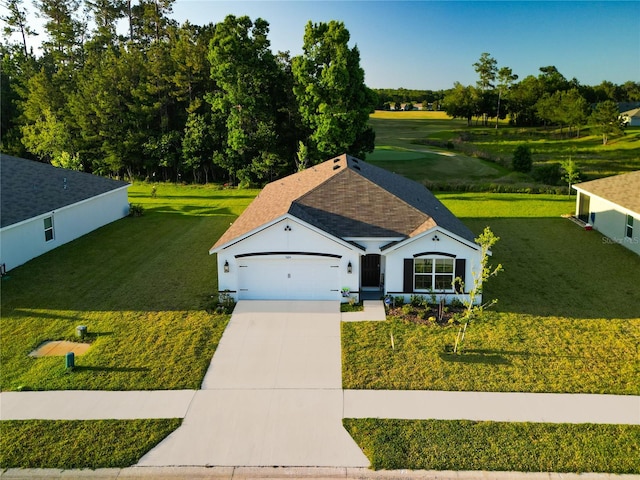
[
  {"left": 284, "top": 225, "right": 292, "bottom": 231},
  {"left": 347, "top": 261, "right": 352, "bottom": 274},
  {"left": 224, "top": 260, "right": 230, "bottom": 273},
  {"left": 432, "top": 235, "right": 440, "bottom": 242}
]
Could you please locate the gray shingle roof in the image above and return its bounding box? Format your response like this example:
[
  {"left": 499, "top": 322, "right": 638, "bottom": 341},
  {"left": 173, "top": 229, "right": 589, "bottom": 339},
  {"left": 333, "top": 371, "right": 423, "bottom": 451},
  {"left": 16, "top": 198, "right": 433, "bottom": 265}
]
[
  {"left": 1, "top": 154, "right": 130, "bottom": 229},
  {"left": 212, "top": 154, "right": 477, "bottom": 250},
  {"left": 573, "top": 170, "right": 640, "bottom": 215}
]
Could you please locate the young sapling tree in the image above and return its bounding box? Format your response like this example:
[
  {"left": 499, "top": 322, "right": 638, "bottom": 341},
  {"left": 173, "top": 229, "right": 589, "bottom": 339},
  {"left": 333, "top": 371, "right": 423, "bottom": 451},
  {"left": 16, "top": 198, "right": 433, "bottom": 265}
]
[{"left": 453, "top": 226, "right": 503, "bottom": 354}]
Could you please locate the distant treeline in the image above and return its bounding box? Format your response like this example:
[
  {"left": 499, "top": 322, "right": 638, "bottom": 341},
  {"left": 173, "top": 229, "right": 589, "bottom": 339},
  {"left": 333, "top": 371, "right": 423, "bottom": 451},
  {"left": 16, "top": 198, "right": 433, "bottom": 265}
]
[
  {"left": 373, "top": 89, "right": 446, "bottom": 110},
  {"left": 373, "top": 55, "right": 639, "bottom": 140}
]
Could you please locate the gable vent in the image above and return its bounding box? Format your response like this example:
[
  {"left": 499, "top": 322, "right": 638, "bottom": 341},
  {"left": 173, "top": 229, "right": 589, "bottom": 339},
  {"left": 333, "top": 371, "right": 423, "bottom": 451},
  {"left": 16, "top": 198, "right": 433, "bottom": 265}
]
[
  {"left": 352, "top": 158, "right": 359, "bottom": 163},
  {"left": 333, "top": 164, "right": 341, "bottom": 170},
  {"left": 353, "top": 165, "right": 361, "bottom": 171},
  {"left": 333, "top": 158, "right": 340, "bottom": 163}
]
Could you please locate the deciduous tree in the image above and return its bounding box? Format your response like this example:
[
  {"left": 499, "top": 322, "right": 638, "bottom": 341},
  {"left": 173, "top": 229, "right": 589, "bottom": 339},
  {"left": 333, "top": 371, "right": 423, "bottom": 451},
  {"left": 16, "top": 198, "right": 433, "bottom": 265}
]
[
  {"left": 208, "top": 15, "right": 286, "bottom": 185},
  {"left": 292, "top": 20, "right": 375, "bottom": 162},
  {"left": 589, "top": 100, "right": 624, "bottom": 145}
]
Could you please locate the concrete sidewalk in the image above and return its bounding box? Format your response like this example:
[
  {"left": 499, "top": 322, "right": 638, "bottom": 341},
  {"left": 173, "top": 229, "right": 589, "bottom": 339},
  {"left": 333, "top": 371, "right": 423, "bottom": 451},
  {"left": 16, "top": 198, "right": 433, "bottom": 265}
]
[
  {"left": 0, "top": 390, "right": 196, "bottom": 420},
  {"left": 345, "top": 390, "right": 640, "bottom": 425},
  {"left": 3, "top": 388, "right": 638, "bottom": 425}
]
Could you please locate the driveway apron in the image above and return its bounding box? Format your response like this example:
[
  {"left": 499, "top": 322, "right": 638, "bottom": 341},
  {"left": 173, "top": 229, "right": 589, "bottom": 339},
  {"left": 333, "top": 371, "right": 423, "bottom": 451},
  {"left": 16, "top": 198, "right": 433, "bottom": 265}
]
[{"left": 137, "top": 301, "right": 369, "bottom": 467}]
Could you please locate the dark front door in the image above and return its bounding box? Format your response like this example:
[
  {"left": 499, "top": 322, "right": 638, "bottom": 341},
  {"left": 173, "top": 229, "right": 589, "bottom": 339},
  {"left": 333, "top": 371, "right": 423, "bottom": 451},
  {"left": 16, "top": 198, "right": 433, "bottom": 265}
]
[{"left": 361, "top": 254, "right": 381, "bottom": 288}]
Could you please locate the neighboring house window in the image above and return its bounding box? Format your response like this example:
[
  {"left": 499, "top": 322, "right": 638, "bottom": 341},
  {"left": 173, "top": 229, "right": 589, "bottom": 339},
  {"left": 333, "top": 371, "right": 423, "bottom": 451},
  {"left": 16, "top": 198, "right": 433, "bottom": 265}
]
[
  {"left": 626, "top": 215, "right": 634, "bottom": 239},
  {"left": 44, "top": 216, "right": 54, "bottom": 242},
  {"left": 414, "top": 257, "right": 454, "bottom": 291}
]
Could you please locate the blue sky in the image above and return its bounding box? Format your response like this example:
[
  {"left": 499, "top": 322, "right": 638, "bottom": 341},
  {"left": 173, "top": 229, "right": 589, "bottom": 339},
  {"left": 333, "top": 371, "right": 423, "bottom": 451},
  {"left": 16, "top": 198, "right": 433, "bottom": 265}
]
[
  {"left": 170, "top": 0, "right": 639, "bottom": 90},
  {"left": 9, "top": 0, "right": 639, "bottom": 90}
]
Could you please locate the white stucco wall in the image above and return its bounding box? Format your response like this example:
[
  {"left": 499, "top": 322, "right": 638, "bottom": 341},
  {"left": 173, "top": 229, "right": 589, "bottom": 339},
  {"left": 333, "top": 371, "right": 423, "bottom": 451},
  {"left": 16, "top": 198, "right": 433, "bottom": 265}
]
[
  {"left": 214, "top": 216, "right": 362, "bottom": 301},
  {"left": 575, "top": 191, "right": 640, "bottom": 255},
  {"left": 384, "top": 228, "right": 482, "bottom": 304},
  {"left": 0, "top": 186, "right": 130, "bottom": 272}
]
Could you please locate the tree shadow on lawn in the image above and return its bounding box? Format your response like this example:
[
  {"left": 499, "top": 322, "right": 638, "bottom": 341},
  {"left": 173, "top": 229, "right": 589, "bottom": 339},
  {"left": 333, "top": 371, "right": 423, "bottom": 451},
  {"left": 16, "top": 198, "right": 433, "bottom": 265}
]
[
  {"left": 439, "top": 348, "right": 585, "bottom": 365},
  {"left": 464, "top": 217, "right": 640, "bottom": 319},
  {"left": 145, "top": 205, "right": 236, "bottom": 216},
  {"left": 73, "top": 366, "right": 150, "bottom": 374},
  {"left": 439, "top": 352, "right": 510, "bottom": 365}
]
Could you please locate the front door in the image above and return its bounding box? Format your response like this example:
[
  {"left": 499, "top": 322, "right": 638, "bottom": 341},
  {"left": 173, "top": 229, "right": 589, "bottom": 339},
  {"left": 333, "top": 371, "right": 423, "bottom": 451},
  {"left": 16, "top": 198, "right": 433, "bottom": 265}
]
[{"left": 361, "top": 254, "right": 381, "bottom": 288}]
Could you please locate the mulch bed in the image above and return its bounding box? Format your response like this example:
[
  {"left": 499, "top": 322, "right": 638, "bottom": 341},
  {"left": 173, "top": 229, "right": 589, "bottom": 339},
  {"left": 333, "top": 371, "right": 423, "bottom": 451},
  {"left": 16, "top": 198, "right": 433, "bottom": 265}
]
[{"left": 386, "top": 304, "right": 466, "bottom": 326}]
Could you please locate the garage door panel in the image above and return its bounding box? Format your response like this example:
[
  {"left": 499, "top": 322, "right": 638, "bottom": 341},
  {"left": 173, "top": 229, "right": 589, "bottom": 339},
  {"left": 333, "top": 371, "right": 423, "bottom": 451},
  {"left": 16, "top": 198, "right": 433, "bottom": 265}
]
[{"left": 237, "top": 256, "right": 340, "bottom": 301}]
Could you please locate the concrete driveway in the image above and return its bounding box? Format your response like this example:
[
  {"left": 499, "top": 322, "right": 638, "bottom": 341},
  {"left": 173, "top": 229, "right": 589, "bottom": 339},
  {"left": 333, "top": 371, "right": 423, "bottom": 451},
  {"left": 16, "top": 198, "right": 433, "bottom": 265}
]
[{"left": 138, "top": 301, "right": 369, "bottom": 467}]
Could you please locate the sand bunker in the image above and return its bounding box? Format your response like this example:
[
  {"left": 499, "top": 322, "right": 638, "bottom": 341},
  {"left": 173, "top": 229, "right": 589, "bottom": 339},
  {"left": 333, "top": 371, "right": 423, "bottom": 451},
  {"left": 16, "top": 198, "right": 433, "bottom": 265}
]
[{"left": 29, "top": 340, "right": 91, "bottom": 358}]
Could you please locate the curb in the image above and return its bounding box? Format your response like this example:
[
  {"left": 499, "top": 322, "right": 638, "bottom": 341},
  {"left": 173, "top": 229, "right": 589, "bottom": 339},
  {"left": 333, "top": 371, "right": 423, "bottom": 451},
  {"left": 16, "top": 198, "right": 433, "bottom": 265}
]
[{"left": 1, "top": 467, "right": 639, "bottom": 479}]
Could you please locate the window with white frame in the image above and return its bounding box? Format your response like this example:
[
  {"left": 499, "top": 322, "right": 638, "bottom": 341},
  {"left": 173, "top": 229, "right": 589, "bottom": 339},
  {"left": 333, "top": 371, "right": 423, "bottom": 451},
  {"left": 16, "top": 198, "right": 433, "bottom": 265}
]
[
  {"left": 414, "top": 257, "right": 455, "bottom": 291},
  {"left": 626, "top": 215, "right": 633, "bottom": 239},
  {"left": 44, "top": 216, "right": 54, "bottom": 242}
]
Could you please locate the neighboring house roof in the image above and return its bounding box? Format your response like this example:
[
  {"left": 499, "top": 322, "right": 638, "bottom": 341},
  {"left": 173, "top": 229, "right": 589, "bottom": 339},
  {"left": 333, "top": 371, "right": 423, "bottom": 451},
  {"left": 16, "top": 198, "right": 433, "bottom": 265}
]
[
  {"left": 621, "top": 108, "right": 640, "bottom": 118},
  {"left": 573, "top": 170, "right": 640, "bottom": 215},
  {"left": 0, "top": 154, "right": 129, "bottom": 229},
  {"left": 212, "top": 154, "right": 476, "bottom": 249}
]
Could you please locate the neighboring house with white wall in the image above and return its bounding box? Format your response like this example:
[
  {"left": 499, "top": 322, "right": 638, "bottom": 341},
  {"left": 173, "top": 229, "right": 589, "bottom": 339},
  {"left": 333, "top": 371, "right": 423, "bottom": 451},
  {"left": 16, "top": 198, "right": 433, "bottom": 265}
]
[
  {"left": 0, "top": 154, "right": 130, "bottom": 272},
  {"left": 573, "top": 170, "right": 640, "bottom": 256},
  {"left": 210, "top": 154, "right": 482, "bottom": 304}
]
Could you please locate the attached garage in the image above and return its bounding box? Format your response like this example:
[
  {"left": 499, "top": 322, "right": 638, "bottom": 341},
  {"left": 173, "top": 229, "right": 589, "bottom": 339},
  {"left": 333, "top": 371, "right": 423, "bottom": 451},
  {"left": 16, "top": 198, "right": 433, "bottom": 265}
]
[{"left": 237, "top": 254, "right": 341, "bottom": 300}]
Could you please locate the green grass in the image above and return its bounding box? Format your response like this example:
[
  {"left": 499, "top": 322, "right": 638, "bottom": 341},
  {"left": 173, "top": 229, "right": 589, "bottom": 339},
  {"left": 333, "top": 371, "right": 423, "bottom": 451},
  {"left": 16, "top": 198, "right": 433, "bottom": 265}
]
[
  {"left": 342, "top": 193, "right": 640, "bottom": 394},
  {"left": 0, "top": 183, "right": 258, "bottom": 391},
  {"left": 463, "top": 126, "right": 640, "bottom": 179},
  {"left": 0, "top": 419, "right": 181, "bottom": 468},
  {"left": 344, "top": 419, "right": 640, "bottom": 473},
  {"left": 368, "top": 112, "right": 509, "bottom": 184},
  {"left": 368, "top": 111, "right": 640, "bottom": 185}
]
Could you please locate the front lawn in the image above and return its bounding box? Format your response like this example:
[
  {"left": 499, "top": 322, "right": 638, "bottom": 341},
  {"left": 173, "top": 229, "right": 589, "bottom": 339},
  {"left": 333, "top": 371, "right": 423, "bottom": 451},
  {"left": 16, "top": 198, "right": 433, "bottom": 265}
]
[
  {"left": 343, "top": 193, "right": 640, "bottom": 394},
  {"left": 0, "top": 184, "right": 258, "bottom": 391},
  {"left": 344, "top": 419, "right": 640, "bottom": 473},
  {"left": 0, "top": 419, "right": 181, "bottom": 469}
]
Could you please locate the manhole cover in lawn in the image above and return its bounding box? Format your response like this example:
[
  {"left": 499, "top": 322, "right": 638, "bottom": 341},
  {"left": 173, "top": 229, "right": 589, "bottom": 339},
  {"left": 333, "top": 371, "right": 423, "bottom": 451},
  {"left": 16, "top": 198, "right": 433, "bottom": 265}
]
[{"left": 29, "top": 340, "right": 91, "bottom": 358}]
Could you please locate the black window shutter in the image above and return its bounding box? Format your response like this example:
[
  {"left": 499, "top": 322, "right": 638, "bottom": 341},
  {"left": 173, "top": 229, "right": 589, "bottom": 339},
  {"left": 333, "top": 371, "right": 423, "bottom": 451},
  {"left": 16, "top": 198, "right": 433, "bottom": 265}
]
[
  {"left": 455, "top": 259, "right": 466, "bottom": 293},
  {"left": 403, "top": 258, "right": 414, "bottom": 293}
]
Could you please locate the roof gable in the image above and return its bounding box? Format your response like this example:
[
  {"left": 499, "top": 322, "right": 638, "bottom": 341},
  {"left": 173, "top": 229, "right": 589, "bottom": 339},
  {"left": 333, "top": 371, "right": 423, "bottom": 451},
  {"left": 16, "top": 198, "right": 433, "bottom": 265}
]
[
  {"left": 212, "top": 154, "right": 476, "bottom": 250},
  {"left": 573, "top": 170, "right": 640, "bottom": 214},
  {"left": 1, "top": 154, "right": 129, "bottom": 229}
]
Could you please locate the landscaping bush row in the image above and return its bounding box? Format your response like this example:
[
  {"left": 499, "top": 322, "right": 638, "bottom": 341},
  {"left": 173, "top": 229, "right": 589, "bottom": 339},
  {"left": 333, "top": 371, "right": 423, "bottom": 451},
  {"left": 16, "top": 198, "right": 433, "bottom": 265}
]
[{"left": 424, "top": 180, "right": 569, "bottom": 195}]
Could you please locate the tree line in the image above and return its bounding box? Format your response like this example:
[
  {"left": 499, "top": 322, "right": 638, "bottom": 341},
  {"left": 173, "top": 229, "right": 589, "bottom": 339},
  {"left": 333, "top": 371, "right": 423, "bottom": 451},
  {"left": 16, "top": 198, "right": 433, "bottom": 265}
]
[
  {"left": 441, "top": 53, "right": 638, "bottom": 143},
  {"left": 1, "top": 0, "right": 375, "bottom": 185}
]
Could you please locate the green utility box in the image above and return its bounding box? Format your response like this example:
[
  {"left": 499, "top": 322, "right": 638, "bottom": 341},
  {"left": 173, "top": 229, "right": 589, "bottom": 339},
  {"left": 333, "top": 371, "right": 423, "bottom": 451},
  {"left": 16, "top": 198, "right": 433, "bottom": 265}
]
[{"left": 65, "top": 352, "right": 75, "bottom": 369}]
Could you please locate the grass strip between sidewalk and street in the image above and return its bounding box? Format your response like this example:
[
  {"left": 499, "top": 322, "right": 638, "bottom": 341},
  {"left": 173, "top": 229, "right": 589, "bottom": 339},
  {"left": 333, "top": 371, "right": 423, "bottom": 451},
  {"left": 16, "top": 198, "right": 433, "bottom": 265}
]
[
  {"left": 0, "top": 419, "right": 181, "bottom": 469},
  {"left": 344, "top": 419, "right": 640, "bottom": 473}
]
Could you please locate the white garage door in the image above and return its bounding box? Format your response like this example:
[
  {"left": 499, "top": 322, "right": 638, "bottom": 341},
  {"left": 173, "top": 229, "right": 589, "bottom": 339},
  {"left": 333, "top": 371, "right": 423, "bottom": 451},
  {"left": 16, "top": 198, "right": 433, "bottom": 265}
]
[{"left": 237, "top": 255, "right": 340, "bottom": 300}]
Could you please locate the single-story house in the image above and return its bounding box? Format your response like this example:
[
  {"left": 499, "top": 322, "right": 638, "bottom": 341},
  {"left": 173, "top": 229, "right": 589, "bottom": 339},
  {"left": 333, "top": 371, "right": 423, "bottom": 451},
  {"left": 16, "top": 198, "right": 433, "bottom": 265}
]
[
  {"left": 0, "top": 154, "right": 130, "bottom": 272},
  {"left": 210, "top": 154, "right": 483, "bottom": 303},
  {"left": 573, "top": 170, "right": 640, "bottom": 255}
]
